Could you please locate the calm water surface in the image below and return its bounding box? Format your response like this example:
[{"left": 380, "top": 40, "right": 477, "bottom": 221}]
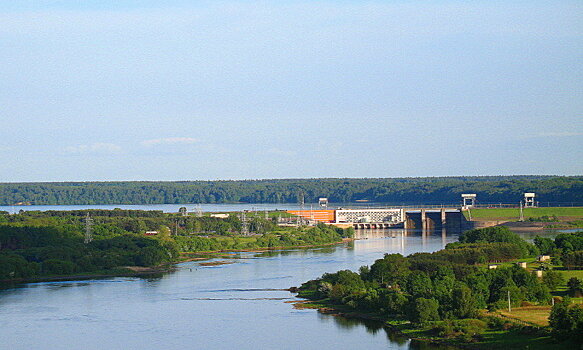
[{"left": 0, "top": 229, "right": 459, "bottom": 350}]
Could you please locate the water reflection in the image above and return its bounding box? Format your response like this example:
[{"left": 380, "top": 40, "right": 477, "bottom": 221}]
[{"left": 0, "top": 230, "right": 459, "bottom": 350}]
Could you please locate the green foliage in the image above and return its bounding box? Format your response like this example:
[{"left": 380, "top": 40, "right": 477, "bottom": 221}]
[
  {"left": 549, "top": 301, "right": 583, "bottom": 342},
  {"left": 1, "top": 176, "right": 581, "bottom": 205},
  {"left": 534, "top": 236, "right": 556, "bottom": 255},
  {"left": 459, "top": 226, "right": 538, "bottom": 258},
  {"left": 368, "top": 253, "right": 410, "bottom": 286},
  {"left": 553, "top": 232, "right": 583, "bottom": 253},
  {"left": 299, "top": 226, "right": 555, "bottom": 333},
  {"left": 566, "top": 277, "right": 582, "bottom": 297},
  {"left": 410, "top": 297, "right": 440, "bottom": 324},
  {"left": 434, "top": 319, "right": 487, "bottom": 342},
  {"left": 562, "top": 250, "right": 583, "bottom": 269},
  {"left": 451, "top": 284, "right": 478, "bottom": 319},
  {"left": 542, "top": 270, "right": 566, "bottom": 290}
]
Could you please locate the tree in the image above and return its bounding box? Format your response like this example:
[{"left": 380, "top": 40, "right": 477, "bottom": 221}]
[
  {"left": 549, "top": 301, "right": 583, "bottom": 341},
  {"left": 410, "top": 297, "right": 440, "bottom": 323},
  {"left": 369, "top": 253, "right": 410, "bottom": 286},
  {"left": 543, "top": 270, "right": 566, "bottom": 290},
  {"left": 534, "top": 236, "right": 555, "bottom": 255},
  {"left": 451, "top": 284, "right": 478, "bottom": 318},
  {"left": 567, "top": 277, "right": 582, "bottom": 297},
  {"left": 405, "top": 271, "right": 433, "bottom": 298}
]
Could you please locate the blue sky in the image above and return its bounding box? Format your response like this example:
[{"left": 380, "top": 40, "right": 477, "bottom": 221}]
[{"left": 0, "top": 1, "right": 581, "bottom": 181}]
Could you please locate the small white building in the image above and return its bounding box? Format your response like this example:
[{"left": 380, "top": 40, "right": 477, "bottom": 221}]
[
  {"left": 524, "top": 193, "right": 536, "bottom": 208},
  {"left": 210, "top": 213, "right": 229, "bottom": 219},
  {"left": 461, "top": 194, "right": 477, "bottom": 209},
  {"left": 537, "top": 255, "right": 551, "bottom": 262},
  {"left": 534, "top": 270, "right": 544, "bottom": 278},
  {"left": 516, "top": 262, "right": 528, "bottom": 269},
  {"left": 488, "top": 264, "right": 499, "bottom": 270}
]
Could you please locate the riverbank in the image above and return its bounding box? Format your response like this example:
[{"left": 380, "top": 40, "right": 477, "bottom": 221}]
[
  {"left": 291, "top": 297, "right": 575, "bottom": 350},
  {"left": 0, "top": 238, "right": 353, "bottom": 286}
]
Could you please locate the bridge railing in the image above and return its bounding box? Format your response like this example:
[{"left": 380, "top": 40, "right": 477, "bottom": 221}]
[{"left": 334, "top": 202, "right": 583, "bottom": 210}]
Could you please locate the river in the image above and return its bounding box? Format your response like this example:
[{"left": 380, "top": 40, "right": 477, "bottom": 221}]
[{"left": 0, "top": 228, "right": 463, "bottom": 350}]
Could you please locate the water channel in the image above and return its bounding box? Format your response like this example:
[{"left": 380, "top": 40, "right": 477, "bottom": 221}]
[
  {"left": 0, "top": 204, "right": 568, "bottom": 349},
  {"left": 0, "top": 228, "right": 464, "bottom": 350}
]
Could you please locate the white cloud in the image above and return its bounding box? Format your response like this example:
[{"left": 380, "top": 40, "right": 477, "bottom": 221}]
[
  {"left": 64, "top": 143, "right": 122, "bottom": 154},
  {"left": 141, "top": 137, "right": 198, "bottom": 147}
]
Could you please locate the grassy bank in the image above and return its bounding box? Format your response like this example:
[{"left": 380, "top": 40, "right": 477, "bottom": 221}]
[
  {"left": 464, "top": 207, "right": 583, "bottom": 221},
  {"left": 293, "top": 297, "right": 577, "bottom": 350}
]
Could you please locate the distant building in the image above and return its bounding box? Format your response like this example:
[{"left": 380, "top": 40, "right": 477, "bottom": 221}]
[
  {"left": 535, "top": 270, "right": 544, "bottom": 278},
  {"left": 210, "top": 213, "right": 229, "bottom": 219},
  {"left": 488, "top": 264, "right": 499, "bottom": 270},
  {"left": 144, "top": 231, "right": 158, "bottom": 236},
  {"left": 537, "top": 255, "right": 551, "bottom": 262},
  {"left": 461, "top": 194, "right": 477, "bottom": 208},
  {"left": 516, "top": 262, "right": 528, "bottom": 269},
  {"left": 524, "top": 193, "right": 536, "bottom": 208}
]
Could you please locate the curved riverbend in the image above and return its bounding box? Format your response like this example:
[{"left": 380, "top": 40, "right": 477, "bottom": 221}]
[{"left": 1, "top": 229, "right": 458, "bottom": 350}]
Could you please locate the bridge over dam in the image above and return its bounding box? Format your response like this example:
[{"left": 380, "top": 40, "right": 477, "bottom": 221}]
[{"left": 287, "top": 206, "right": 467, "bottom": 231}]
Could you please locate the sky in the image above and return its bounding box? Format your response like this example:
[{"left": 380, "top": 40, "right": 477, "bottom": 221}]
[{"left": 0, "top": 0, "right": 582, "bottom": 182}]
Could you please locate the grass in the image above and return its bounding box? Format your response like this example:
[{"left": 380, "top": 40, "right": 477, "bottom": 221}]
[
  {"left": 464, "top": 207, "right": 583, "bottom": 220},
  {"left": 497, "top": 307, "right": 551, "bottom": 326},
  {"left": 474, "top": 329, "right": 574, "bottom": 350}
]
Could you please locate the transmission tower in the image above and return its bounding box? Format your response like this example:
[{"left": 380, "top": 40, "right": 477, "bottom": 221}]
[
  {"left": 195, "top": 204, "right": 203, "bottom": 217},
  {"left": 84, "top": 213, "right": 93, "bottom": 244},
  {"left": 239, "top": 211, "right": 249, "bottom": 235},
  {"left": 298, "top": 191, "right": 305, "bottom": 226}
]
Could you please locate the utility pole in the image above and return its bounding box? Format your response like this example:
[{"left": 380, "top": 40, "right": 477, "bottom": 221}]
[
  {"left": 507, "top": 290, "right": 512, "bottom": 312},
  {"left": 84, "top": 213, "right": 93, "bottom": 244},
  {"left": 519, "top": 201, "right": 524, "bottom": 222}
]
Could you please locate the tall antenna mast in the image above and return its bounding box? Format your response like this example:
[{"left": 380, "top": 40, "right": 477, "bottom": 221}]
[{"left": 84, "top": 213, "right": 93, "bottom": 244}]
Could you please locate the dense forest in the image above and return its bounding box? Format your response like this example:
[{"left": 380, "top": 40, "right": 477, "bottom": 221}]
[
  {"left": 0, "top": 210, "right": 352, "bottom": 280},
  {"left": 297, "top": 228, "right": 583, "bottom": 346},
  {"left": 1, "top": 176, "right": 582, "bottom": 205}
]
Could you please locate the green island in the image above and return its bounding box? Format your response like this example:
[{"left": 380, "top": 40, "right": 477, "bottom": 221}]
[
  {"left": 295, "top": 227, "right": 583, "bottom": 349},
  {"left": 0, "top": 209, "right": 353, "bottom": 283}
]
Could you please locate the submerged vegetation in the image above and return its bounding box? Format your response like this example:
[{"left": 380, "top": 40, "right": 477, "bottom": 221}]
[
  {"left": 0, "top": 210, "right": 352, "bottom": 281},
  {"left": 297, "top": 228, "right": 583, "bottom": 348}
]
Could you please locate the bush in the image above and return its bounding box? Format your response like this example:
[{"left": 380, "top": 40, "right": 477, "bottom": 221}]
[
  {"left": 41, "top": 259, "right": 78, "bottom": 275},
  {"left": 434, "top": 319, "right": 487, "bottom": 342}
]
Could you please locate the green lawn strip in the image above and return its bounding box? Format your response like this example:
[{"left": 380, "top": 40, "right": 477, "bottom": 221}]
[
  {"left": 472, "top": 330, "right": 573, "bottom": 350},
  {"left": 466, "top": 207, "right": 583, "bottom": 220}
]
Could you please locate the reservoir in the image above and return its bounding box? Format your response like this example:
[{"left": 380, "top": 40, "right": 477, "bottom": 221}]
[{"left": 1, "top": 229, "right": 458, "bottom": 350}]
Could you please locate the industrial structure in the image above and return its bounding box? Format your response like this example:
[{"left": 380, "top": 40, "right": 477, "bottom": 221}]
[
  {"left": 286, "top": 192, "right": 537, "bottom": 230},
  {"left": 287, "top": 207, "right": 461, "bottom": 230}
]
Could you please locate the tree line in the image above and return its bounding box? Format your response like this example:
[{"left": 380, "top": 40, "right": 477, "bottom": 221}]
[
  {"left": 298, "top": 227, "right": 583, "bottom": 344},
  {"left": 0, "top": 210, "right": 352, "bottom": 280},
  {"left": 1, "top": 176, "right": 581, "bottom": 205}
]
